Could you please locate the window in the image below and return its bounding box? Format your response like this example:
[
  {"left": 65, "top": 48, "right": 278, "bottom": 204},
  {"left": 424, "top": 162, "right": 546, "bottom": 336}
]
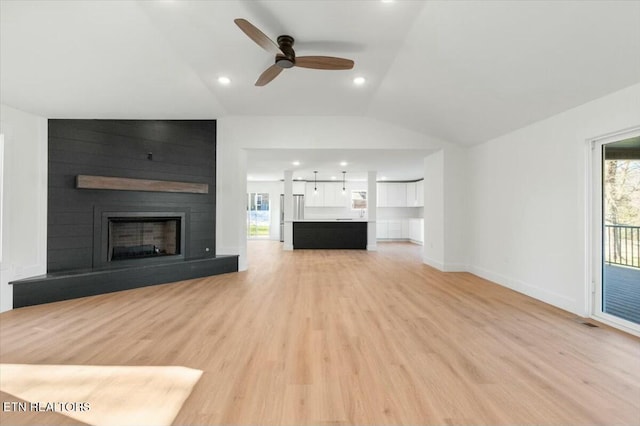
[{"left": 351, "top": 190, "right": 367, "bottom": 210}]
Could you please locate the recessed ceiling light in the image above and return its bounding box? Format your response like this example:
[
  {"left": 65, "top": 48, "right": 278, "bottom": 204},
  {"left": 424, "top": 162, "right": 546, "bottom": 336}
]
[
  {"left": 297, "top": 176, "right": 303, "bottom": 180},
  {"left": 381, "top": 176, "right": 387, "bottom": 180},
  {"left": 340, "top": 161, "right": 348, "bottom": 166},
  {"left": 381, "top": 0, "right": 395, "bottom": 3},
  {"left": 353, "top": 76, "right": 366, "bottom": 86},
  {"left": 217, "top": 76, "right": 231, "bottom": 85},
  {"left": 331, "top": 176, "right": 337, "bottom": 180},
  {"left": 292, "top": 161, "right": 300, "bottom": 166}
]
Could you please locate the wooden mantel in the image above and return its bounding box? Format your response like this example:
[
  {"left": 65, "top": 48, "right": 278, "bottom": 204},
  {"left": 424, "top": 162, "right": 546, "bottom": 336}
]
[{"left": 76, "top": 175, "right": 209, "bottom": 194}]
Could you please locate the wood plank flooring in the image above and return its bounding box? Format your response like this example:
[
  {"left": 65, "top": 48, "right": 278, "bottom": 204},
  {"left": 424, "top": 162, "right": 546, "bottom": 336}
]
[{"left": 1, "top": 241, "right": 639, "bottom": 425}]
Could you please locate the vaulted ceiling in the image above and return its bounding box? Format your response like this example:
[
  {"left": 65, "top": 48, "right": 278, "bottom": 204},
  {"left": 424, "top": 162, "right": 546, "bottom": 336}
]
[{"left": 2, "top": 0, "right": 639, "bottom": 176}]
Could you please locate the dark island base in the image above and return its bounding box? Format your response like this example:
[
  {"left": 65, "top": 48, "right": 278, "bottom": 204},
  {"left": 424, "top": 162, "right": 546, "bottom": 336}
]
[
  {"left": 294, "top": 221, "right": 367, "bottom": 249},
  {"left": 11, "top": 256, "right": 238, "bottom": 308}
]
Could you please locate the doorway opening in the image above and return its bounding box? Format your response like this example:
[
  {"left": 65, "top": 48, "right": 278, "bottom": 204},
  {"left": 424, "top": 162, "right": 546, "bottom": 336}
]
[{"left": 247, "top": 192, "right": 271, "bottom": 239}]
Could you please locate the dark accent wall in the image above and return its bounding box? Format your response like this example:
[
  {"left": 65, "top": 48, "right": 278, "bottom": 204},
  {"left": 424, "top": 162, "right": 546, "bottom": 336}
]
[{"left": 48, "top": 120, "right": 216, "bottom": 273}]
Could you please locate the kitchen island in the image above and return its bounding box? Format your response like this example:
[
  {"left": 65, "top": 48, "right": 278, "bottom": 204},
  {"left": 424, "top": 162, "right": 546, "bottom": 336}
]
[{"left": 293, "top": 220, "right": 367, "bottom": 249}]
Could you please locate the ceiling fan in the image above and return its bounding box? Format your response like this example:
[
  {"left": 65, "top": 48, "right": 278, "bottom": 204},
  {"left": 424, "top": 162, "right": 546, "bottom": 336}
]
[{"left": 234, "top": 18, "right": 355, "bottom": 86}]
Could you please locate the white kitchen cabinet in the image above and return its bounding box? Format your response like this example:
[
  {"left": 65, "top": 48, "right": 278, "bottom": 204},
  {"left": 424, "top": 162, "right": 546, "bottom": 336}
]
[
  {"left": 387, "top": 184, "right": 407, "bottom": 207},
  {"left": 387, "top": 219, "right": 403, "bottom": 239},
  {"left": 305, "top": 182, "right": 347, "bottom": 207},
  {"left": 405, "top": 181, "right": 425, "bottom": 207},
  {"left": 402, "top": 219, "right": 410, "bottom": 238},
  {"left": 321, "top": 183, "right": 335, "bottom": 207},
  {"left": 377, "top": 184, "right": 387, "bottom": 207},
  {"left": 323, "top": 182, "right": 347, "bottom": 207},
  {"left": 377, "top": 183, "right": 407, "bottom": 207},
  {"left": 305, "top": 182, "right": 323, "bottom": 206},
  {"left": 416, "top": 180, "right": 424, "bottom": 207},
  {"left": 376, "top": 220, "right": 388, "bottom": 239},
  {"left": 379, "top": 181, "right": 423, "bottom": 207},
  {"left": 406, "top": 182, "right": 417, "bottom": 207},
  {"left": 377, "top": 218, "right": 417, "bottom": 241}
]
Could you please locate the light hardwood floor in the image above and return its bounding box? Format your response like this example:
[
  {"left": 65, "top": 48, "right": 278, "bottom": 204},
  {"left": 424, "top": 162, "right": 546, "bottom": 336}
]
[{"left": 1, "top": 241, "right": 639, "bottom": 425}]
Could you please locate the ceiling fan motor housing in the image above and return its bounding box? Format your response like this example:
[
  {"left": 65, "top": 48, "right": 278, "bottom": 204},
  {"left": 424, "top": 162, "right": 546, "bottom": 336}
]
[{"left": 276, "top": 35, "right": 295, "bottom": 68}]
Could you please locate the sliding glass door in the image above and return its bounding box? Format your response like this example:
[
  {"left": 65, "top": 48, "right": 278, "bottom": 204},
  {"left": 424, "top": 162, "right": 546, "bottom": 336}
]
[{"left": 593, "top": 131, "right": 640, "bottom": 332}]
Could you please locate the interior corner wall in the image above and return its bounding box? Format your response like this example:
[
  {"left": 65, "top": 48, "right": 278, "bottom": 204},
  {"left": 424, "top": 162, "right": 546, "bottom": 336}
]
[
  {"left": 216, "top": 137, "right": 248, "bottom": 270},
  {"left": 467, "top": 83, "right": 640, "bottom": 316},
  {"left": 443, "top": 145, "right": 469, "bottom": 271},
  {"left": 0, "top": 105, "right": 48, "bottom": 313},
  {"left": 422, "top": 147, "right": 469, "bottom": 272},
  {"left": 422, "top": 150, "right": 444, "bottom": 269}
]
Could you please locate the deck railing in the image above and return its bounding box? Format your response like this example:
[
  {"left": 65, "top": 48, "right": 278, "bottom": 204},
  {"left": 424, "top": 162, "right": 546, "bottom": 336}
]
[{"left": 605, "top": 225, "right": 640, "bottom": 268}]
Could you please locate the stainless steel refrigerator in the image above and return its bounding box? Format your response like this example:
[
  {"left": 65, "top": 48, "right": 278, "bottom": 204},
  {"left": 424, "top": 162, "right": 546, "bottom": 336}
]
[{"left": 280, "top": 194, "right": 304, "bottom": 242}]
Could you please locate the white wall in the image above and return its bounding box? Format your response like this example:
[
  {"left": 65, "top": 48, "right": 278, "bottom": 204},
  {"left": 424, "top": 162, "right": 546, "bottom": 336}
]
[
  {"left": 217, "top": 116, "right": 449, "bottom": 270},
  {"left": 422, "top": 146, "right": 469, "bottom": 272},
  {"left": 443, "top": 145, "right": 469, "bottom": 271},
  {"left": 467, "top": 83, "right": 640, "bottom": 316},
  {"left": 0, "top": 105, "right": 48, "bottom": 312},
  {"left": 423, "top": 151, "right": 445, "bottom": 269}
]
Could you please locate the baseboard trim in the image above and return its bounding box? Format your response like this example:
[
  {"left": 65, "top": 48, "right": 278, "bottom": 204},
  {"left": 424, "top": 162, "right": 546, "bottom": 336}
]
[
  {"left": 422, "top": 256, "right": 445, "bottom": 271},
  {"left": 442, "top": 263, "right": 467, "bottom": 272},
  {"left": 468, "top": 265, "right": 578, "bottom": 315}
]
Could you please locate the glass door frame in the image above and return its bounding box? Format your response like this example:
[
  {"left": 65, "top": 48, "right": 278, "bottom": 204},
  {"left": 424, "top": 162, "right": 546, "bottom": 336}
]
[{"left": 589, "top": 126, "right": 640, "bottom": 336}]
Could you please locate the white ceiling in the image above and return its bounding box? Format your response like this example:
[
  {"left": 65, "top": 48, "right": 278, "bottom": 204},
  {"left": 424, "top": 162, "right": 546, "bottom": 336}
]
[{"left": 2, "top": 0, "right": 639, "bottom": 180}]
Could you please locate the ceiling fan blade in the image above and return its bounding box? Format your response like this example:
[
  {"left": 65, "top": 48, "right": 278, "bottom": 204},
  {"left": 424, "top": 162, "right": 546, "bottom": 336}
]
[
  {"left": 255, "top": 64, "right": 284, "bottom": 86},
  {"left": 234, "top": 18, "right": 283, "bottom": 55},
  {"left": 295, "top": 56, "right": 354, "bottom": 70}
]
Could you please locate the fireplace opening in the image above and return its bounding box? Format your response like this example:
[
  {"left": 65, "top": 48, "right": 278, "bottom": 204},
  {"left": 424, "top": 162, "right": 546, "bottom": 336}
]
[{"left": 108, "top": 217, "right": 181, "bottom": 262}]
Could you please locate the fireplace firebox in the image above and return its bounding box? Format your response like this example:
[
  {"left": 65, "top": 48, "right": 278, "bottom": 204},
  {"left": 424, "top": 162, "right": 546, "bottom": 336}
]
[
  {"left": 109, "top": 217, "right": 180, "bottom": 261},
  {"left": 94, "top": 209, "right": 188, "bottom": 268}
]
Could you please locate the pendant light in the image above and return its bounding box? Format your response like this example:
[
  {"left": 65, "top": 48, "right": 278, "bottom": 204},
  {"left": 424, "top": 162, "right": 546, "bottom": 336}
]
[
  {"left": 342, "top": 171, "right": 346, "bottom": 194},
  {"left": 314, "top": 171, "right": 318, "bottom": 195}
]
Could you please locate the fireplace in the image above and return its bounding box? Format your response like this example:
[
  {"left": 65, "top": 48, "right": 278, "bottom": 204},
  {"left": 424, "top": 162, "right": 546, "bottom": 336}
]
[
  {"left": 109, "top": 217, "right": 180, "bottom": 261},
  {"left": 94, "top": 208, "right": 188, "bottom": 268}
]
